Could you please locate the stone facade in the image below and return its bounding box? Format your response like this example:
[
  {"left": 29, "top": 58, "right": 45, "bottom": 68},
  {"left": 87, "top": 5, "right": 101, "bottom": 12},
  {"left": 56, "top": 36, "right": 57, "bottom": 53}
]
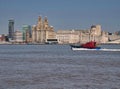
[
  {"left": 90, "top": 25, "right": 102, "bottom": 41},
  {"left": 14, "top": 31, "right": 23, "bottom": 42},
  {"left": 32, "top": 18, "right": 109, "bottom": 44},
  {"left": 32, "top": 16, "right": 55, "bottom": 43},
  {"left": 56, "top": 25, "right": 109, "bottom": 44},
  {"left": 56, "top": 30, "right": 80, "bottom": 44}
]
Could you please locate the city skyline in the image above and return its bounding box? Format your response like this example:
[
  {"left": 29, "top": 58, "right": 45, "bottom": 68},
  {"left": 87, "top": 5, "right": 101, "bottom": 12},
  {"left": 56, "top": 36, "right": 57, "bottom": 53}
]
[{"left": 0, "top": 0, "right": 120, "bottom": 34}]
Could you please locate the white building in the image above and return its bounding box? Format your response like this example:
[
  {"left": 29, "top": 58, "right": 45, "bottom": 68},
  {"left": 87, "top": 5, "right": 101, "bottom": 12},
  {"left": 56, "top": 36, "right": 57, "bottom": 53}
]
[
  {"left": 14, "top": 31, "right": 23, "bottom": 42},
  {"left": 56, "top": 30, "right": 79, "bottom": 44}
]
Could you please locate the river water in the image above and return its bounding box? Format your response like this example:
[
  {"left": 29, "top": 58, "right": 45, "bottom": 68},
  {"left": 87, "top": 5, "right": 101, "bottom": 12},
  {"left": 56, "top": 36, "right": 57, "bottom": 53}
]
[{"left": 0, "top": 44, "right": 120, "bottom": 89}]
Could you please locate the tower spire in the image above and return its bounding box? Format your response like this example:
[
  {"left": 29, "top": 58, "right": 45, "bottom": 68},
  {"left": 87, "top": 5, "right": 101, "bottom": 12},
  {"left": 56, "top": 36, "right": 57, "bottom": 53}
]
[
  {"left": 43, "top": 16, "right": 49, "bottom": 30},
  {"left": 37, "top": 16, "right": 42, "bottom": 30}
]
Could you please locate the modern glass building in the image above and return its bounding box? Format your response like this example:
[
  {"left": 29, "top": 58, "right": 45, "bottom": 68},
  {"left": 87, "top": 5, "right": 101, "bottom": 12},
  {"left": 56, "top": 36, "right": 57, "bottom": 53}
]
[
  {"left": 8, "top": 19, "right": 14, "bottom": 40},
  {"left": 22, "top": 25, "right": 31, "bottom": 42}
]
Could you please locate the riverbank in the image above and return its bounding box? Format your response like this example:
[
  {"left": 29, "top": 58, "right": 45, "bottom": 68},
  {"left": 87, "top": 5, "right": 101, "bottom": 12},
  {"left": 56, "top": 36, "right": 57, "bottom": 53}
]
[{"left": 0, "top": 42, "right": 120, "bottom": 45}]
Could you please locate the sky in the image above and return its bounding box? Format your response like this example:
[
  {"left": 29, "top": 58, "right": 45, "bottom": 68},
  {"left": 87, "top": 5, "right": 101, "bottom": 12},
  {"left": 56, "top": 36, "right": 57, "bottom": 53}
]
[{"left": 0, "top": 0, "right": 120, "bottom": 34}]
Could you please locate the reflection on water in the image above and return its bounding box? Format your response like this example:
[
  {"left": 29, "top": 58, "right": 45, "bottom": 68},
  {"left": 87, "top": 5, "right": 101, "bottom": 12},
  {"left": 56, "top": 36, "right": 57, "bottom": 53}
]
[{"left": 0, "top": 44, "right": 120, "bottom": 89}]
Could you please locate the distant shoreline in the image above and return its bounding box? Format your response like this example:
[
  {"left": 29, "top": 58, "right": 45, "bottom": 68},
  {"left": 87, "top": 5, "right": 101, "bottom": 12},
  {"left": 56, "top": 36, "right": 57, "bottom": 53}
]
[{"left": 0, "top": 42, "right": 120, "bottom": 45}]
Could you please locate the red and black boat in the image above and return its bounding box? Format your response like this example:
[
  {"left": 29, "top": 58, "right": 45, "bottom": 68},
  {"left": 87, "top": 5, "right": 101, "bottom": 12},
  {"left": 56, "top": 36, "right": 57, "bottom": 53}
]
[
  {"left": 70, "top": 41, "right": 120, "bottom": 51},
  {"left": 70, "top": 41, "right": 101, "bottom": 50}
]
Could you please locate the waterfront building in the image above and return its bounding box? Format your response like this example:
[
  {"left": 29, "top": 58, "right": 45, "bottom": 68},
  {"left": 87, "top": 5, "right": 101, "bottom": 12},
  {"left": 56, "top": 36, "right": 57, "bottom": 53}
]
[
  {"left": 100, "top": 31, "right": 108, "bottom": 43},
  {"left": 32, "top": 25, "right": 37, "bottom": 42},
  {"left": 108, "top": 33, "right": 120, "bottom": 41},
  {"left": 32, "top": 16, "right": 56, "bottom": 43},
  {"left": 90, "top": 25, "right": 102, "bottom": 41},
  {"left": 14, "top": 31, "right": 23, "bottom": 43},
  {"left": 56, "top": 30, "right": 80, "bottom": 44},
  {"left": 115, "top": 31, "right": 120, "bottom": 35},
  {"left": 90, "top": 25, "right": 101, "bottom": 36},
  {"left": 8, "top": 19, "right": 14, "bottom": 40},
  {"left": 56, "top": 29, "right": 98, "bottom": 44},
  {"left": 56, "top": 25, "right": 109, "bottom": 44},
  {"left": 0, "top": 34, "right": 5, "bottom": 42},
  {"left": 22, "top": 25, "right": 32, "bottom": 43}
]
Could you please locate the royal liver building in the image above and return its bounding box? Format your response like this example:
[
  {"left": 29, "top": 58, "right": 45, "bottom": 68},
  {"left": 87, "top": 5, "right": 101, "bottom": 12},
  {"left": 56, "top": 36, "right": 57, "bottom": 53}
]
[{"left": 32, "top": 16, "right": 56, "bottom": 43}]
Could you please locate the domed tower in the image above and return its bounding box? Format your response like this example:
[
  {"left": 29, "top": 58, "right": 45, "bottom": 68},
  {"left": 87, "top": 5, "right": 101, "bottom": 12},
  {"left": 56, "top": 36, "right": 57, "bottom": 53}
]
[
  {"left": 90, "top": 25, "right": 96, "bottom": 35},
  {"left": 36, "top": 16, "right": 43, "bottom": 30},
  {"left": 96, "top": 25, "right": 102, "bottom": 36},
  {"left": 90, "top": 25, "right": 101, "bottom": 36},
  {"left": 43, "top": 16, "right": 49, "bottom": 30}
]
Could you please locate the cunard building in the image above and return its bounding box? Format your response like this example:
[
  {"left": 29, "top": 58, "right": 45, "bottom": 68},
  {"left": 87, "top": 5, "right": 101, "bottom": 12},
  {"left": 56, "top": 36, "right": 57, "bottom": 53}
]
[
  {"left": 32, "top": 16, "right": 56, "bottom": 43},
  {"left": 56, "top": 25, "right": 109, "bottom": 44}
]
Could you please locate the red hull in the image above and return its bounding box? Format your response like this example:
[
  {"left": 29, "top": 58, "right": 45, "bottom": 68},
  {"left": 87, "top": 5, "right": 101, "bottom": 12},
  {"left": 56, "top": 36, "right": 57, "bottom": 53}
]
[{"left": 81, "top": 41, "right": 96, "bottom": 49}]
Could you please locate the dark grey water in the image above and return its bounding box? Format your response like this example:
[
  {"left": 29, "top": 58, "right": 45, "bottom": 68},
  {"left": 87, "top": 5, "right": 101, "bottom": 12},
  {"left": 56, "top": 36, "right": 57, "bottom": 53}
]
[{"left": 0, "top": 44, "right": 120, "bottom": 89}]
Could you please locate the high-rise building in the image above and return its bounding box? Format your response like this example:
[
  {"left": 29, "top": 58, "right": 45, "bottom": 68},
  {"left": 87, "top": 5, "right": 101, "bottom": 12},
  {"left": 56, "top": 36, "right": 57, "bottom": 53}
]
[
  {"left": 8, "top": 19, "right": 14, "bottom": 40},
  {"left": 22, "top": 25, "right": 32, "bottom": 42}
]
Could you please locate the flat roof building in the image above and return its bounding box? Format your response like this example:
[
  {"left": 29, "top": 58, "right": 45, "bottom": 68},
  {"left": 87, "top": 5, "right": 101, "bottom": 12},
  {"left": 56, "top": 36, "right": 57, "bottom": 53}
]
[{"left": 8, "top": 19, "right": 14, "bottom": 40}]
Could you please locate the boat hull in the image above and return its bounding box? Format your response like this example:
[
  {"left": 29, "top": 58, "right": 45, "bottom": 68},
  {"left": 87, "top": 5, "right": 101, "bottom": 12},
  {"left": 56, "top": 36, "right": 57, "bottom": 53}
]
[
  {"left": 72, "top": 47, "right": 101, "bottom": 51},
  {"left": 71, "top": 47, "right": 120, "bottom": 51}
]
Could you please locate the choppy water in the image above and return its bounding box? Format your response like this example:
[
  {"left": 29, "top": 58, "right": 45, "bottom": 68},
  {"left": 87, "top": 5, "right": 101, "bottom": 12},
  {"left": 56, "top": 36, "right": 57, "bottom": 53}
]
[{"left": 0, "top": 44, "right": 120, "bottom": 89}]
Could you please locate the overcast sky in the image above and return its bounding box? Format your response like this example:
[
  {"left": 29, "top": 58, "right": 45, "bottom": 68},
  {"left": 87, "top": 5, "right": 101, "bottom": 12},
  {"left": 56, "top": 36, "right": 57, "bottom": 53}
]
[{"left": 0, "top": 0, "right": 120, "bottom": 34}]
